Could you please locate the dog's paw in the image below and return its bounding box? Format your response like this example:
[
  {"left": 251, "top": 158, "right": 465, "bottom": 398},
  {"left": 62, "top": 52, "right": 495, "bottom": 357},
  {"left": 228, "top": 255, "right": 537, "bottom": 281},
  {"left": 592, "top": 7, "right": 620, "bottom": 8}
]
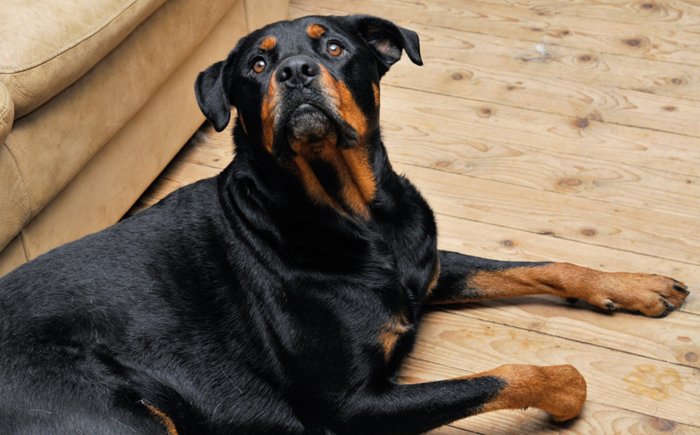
[
  {"left": 485, "top": 364, "right": 586, "bottom": 422},
  {"left": 583, "top": 273, "right": 689, "bottom": 318},
  {"left": 536, "top": 365, "right": 587, "bottom": 422}
]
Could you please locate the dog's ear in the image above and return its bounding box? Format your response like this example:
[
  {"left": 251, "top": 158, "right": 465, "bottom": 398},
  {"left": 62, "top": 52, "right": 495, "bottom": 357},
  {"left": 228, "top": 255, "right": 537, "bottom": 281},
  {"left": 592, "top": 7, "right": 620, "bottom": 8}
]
[
  {"left": 344, "top": 15, "right": 422, "bottom": 74},
  {"left": 194, "top": 61, "right": 231, "bottom": 132}
]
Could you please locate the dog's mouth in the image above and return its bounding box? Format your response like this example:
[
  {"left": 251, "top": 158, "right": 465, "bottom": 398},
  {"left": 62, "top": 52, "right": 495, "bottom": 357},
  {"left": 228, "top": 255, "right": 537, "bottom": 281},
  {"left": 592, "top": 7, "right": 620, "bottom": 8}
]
[
  {"left": 277, "top": 103, "right": 347, "bottom": 158},
  {"left": 286, "top": 104, "right": 336, "bottom": 146},
  {"left": 270, "top": 91, "right": 360, "bottom": 159}
]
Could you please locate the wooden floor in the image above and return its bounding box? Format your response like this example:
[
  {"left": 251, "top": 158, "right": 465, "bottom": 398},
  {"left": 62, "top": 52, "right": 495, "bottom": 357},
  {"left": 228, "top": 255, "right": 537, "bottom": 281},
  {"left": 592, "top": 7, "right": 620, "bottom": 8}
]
[{"left": 130, "top": 0, "right": 700, "bottom": 433}]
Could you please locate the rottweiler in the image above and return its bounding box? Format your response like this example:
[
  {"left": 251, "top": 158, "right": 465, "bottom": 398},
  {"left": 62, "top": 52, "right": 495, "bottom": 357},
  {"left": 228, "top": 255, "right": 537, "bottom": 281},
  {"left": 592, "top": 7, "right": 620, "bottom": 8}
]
[{"left": 0, "top": 14, "right": 690, "bottom": 435}]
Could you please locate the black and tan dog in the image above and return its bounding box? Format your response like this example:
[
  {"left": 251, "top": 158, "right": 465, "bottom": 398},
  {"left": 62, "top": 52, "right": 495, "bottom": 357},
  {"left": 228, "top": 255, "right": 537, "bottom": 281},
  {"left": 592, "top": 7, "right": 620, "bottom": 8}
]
[{"left": 0, "top": 15, "right": 690, "bottom": 434}]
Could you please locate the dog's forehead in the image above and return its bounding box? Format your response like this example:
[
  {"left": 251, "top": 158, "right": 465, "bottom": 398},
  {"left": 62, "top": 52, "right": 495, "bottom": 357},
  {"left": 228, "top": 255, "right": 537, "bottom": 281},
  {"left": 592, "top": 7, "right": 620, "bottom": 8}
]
[{"left": 244, "top": 16, "right": 352, "bottom": 54}]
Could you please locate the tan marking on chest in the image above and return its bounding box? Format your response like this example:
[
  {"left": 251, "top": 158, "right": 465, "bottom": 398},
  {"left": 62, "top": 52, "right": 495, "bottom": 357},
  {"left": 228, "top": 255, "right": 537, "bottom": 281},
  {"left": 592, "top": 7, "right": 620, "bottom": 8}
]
[
  {"left": 379, "top": 313, "right": 410, "bottom": 362},
  {"left": 426, "top": 258, "right": 441, "bottom": 296},
  {"left": 286, "top": 66, "right": 376, "bottom": 217},
  {"left": 372, "top": 82, "right": 380, "bottom": 107},
  {"left": 289, "top": 135, "right": 346, "bottom": 214}
]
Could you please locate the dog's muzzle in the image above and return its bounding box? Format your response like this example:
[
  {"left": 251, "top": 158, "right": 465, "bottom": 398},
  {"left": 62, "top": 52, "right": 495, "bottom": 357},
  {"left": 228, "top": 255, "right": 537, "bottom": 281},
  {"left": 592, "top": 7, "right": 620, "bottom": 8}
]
[{"left": 286, "top": 104, "right": 334, "bottom": 144}]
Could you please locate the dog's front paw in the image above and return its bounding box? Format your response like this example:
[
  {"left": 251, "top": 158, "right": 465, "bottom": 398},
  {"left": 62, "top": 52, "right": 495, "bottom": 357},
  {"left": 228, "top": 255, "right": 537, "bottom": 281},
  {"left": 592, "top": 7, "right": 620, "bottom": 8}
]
[
  {"left": 585, "top": 273, "right": 689, "bottom": 317},
  {"left": 536, "top": 365, "right": 587, "bottom": 422}
]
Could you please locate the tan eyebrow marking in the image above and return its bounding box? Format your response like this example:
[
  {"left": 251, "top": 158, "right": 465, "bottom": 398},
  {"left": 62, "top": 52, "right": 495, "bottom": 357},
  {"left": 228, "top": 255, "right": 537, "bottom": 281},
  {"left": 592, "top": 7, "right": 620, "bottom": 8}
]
[
  {"left": 306, "top": 23, "right": 326, "bottom": 39},
  {"left": 259, "top": 36, "right": 277, "bottom": 51}
]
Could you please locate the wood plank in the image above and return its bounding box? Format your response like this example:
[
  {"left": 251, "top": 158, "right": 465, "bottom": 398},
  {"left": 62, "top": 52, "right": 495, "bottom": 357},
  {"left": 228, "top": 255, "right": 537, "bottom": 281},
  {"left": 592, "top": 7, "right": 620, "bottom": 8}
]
[
  {"left": 399, "top": 162, "right": 700, "bottom": 264},
  {"left": 379, "top": 24, "right": 700, "bottom": 136},
  {"left": 440, "top": 303, "right": 700, "bottom": 369},
  {"left": 381, "top": 86, "right": 700, "bottom": 177},
  {"left": 427, "top": 425, "right": 472, "bottom": 435},
  {"left": 178, "top": 141, "right": 234, "bottom": 170},
  {"left": 434, "top": 213, "right": 699, "bottom": 314},
  {"left": 405, "top": 310, "right": 700, "bottom": 426},
  {"left": 404, "top": 357, "right": 699, "bottom": 434},
  {"left": 380, "top": 109, "right": 700, "bottom": 219},
  {"left": 290, "top": 0, "right": 700, "bottom": 66},
  {"left": 476, "top": 0, "right": 700, "bottom": 33}
]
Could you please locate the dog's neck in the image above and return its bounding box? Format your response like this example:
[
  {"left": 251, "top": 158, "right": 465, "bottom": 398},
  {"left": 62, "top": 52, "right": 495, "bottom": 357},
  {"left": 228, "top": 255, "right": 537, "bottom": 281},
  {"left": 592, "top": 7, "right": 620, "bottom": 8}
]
[{"left": 227, "top": 119, "right": 390, "bottom": 221}]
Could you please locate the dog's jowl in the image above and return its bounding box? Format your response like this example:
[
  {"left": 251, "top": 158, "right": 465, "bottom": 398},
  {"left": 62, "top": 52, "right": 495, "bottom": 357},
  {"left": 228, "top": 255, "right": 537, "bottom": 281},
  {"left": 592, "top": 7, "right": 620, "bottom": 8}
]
[{"left": 0, "top": 15, "right": 689, "bottom": 434}]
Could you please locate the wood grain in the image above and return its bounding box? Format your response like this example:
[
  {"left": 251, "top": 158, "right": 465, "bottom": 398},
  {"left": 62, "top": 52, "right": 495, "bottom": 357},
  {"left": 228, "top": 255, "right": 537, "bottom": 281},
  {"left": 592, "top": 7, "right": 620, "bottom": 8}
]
[
  {"left": 408, "top": 357, "right": 699, "bottom": 434},
  {"left": 290, "top": 0, "right": 700, "bottom": 66},
  {"left": 433, "top": 213, "right": 700, "bottom": 315},
  {"left": 408, "top": 310, "right": 700, "bottom": 426},
  {"left": 381, "top": 86, "right": 700, "bottom": 177},
  {"left": 381, "top": 117, "right": 700, "bottom": 219},
  {"left": 378, "top": 23, "right": 700, "bottom": 135},
  {"left": 399, "top": 162, "right": 700, "bottom": 264},
  {"left": 478, "top": 0, "right": 700, "bottom": 34}
]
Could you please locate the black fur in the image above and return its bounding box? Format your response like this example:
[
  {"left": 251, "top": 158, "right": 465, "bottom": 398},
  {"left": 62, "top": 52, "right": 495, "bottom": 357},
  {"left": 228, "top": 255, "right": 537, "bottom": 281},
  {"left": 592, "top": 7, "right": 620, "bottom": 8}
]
[{"left": 1, "top": 15, "right": 563, "bottom": 434}]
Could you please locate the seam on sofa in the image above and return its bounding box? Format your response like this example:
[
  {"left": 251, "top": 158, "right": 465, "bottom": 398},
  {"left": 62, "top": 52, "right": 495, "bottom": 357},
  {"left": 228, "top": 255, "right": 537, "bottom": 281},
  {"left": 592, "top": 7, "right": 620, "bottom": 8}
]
[
  {"left": 0, "top": 83, "right": 13, "bottom": 141},
  {"left": 2, "top": 142, "right": 32, "bottom": 219},
  {"left": 0, "top": 0, "right": 139, "bottom": 73},
  {"left": 18, "top": 232, "right": 30, "bottom": 262}
]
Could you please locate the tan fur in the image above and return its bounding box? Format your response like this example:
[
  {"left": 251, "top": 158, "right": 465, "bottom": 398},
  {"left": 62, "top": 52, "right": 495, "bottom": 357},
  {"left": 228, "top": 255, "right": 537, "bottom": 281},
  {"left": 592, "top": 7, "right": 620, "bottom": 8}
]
[
  {"left": 450, "top": 263, "right": 688, "bottom": 317},
  {"left": 261, "top": 78, "right": 278, "bottom": 153},
  {"left": 144, "top": 404, "right": 178, "bottom": 435},
  {"left": 378, "top": 313, "right": 410, "bottom": 362},
  {"left": 281, "top": 66, "right": 376, "bottom": 217},
  {"left": 372, "top": 82, "right": 380, "bottom": 108},
  {"left": 306, "top": 23, "right": 326, "bottom": 39},
  {"left": 461, "top": 364, "right": 586, "bottom": 422},
  {"left": 286, "top": 130, "right": 346, "bottom": 214},
  {"left": 259, "top": 36, "right": 277, "bottom": 51},
  {"left": 319, "top": 67, "right": 376, "bottom": 205},
  {"left": 260, "top": 61, "right": 377, "bottom": 217},
  {"left": 425, "top": 259, "right": 440, "bottom": 296}
]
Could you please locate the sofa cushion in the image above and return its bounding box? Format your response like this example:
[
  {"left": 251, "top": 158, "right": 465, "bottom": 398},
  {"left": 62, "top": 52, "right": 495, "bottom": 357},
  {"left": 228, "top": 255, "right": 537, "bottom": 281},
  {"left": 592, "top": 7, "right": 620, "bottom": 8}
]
[
  {"left": 21, "top": 0, "right": 249, "bottom": 261},
  {"left": 0, "top": 0, "right": 240, "bottom": 253},
  {"left": 0, "top": 0, "right": 166, "bottom": 118}
]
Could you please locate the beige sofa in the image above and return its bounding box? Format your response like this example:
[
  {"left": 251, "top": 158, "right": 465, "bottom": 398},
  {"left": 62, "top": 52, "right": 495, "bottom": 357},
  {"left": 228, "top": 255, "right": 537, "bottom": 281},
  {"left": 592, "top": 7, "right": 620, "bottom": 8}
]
[{"left": 0, "top": 0, "right": 289, "bottom": 276}]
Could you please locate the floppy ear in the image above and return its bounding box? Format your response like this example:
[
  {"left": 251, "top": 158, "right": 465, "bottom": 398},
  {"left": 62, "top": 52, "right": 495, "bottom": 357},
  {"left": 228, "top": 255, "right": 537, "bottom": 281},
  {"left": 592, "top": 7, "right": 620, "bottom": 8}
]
[
  {"left": 194, "top": 61, "right": 231, "bottom": 132},
  {"left": 345, "top": 15, "right": 422, "bottom": 74}
]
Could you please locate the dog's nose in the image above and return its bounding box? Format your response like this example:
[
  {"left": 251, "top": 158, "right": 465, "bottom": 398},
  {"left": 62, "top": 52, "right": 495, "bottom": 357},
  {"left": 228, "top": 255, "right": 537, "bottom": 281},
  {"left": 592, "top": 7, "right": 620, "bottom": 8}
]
[{"left": 276, "top": 55, "right": 319, "bottom": 88}]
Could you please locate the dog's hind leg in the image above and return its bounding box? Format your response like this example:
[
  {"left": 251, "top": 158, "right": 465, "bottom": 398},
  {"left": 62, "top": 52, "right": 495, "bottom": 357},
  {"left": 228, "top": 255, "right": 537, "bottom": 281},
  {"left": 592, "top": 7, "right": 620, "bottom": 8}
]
[
  {"left": 425, "top": 250, "right": 689, "bottom": 317},
  {"left": 333, "top": 363, "right": 586, "bottom": 434}
]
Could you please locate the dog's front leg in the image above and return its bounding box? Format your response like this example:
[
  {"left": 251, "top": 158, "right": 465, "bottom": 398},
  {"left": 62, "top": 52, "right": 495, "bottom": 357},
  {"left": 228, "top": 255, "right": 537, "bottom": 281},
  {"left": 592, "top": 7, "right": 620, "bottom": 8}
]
[
  {"left": 426, "top": 250, "right": 689, "bottom": 317},
  {"left": 333, "top": 363, "right": 585, "bottom": 434}
]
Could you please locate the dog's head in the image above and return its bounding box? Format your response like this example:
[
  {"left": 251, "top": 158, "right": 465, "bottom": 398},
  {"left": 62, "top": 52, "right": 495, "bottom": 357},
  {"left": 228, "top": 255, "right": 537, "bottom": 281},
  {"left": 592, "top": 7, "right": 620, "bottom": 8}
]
[{"left": 195, "top": 15, "right": 421, "bottom": 215}]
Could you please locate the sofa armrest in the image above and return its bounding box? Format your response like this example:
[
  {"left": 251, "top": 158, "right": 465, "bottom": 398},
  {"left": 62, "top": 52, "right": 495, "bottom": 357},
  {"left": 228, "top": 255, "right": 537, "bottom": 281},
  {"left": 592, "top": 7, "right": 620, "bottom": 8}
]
[{"left": 0, "top": 80, "right": 29, "bottom": 254}]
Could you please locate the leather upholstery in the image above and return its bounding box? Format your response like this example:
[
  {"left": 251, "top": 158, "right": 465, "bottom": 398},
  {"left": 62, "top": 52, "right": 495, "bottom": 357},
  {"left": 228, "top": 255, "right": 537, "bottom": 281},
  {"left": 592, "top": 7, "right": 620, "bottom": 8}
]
[
  {"left": 3, "top": 0, "right": 239, "bottom": 251},
  {"left": 0, "top": 0, "right": 290, "bottom": 275},
  {"left": 22, "top": 0, "right": 250, "bottom": 259},
  {"left": 0, "top": 81, "right": 12, "bottom": 143},
  {"left": 0, "top": 236, "right": 26, "bottom": 278},
  {"left": 0, "top": 0, "right": 167, "bottom": 118}
]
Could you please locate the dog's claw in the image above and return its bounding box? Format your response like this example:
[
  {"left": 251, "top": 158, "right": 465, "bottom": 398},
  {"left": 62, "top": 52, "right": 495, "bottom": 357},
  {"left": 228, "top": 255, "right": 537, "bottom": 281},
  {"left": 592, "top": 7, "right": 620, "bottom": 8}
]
[{"left": 673, "top": 284, "right": 690, "bottom": 295}]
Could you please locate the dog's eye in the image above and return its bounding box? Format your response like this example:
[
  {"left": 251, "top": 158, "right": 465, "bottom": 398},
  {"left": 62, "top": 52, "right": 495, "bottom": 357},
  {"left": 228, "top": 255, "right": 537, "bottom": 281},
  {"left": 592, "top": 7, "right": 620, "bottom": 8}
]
[
  {"left": 252, "top": 58, "right": 267, "bottom": 73},
  {"left": 327, "top": 41, "right": 344, "bottom": 57}
]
